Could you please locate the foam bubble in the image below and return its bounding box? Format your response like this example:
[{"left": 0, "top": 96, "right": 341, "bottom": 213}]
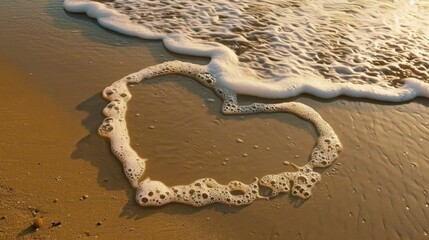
[
  {"left": 259, "top": 164, "right": 321, "bottom": 199},
  {"left": 136, "top": 178, "right": 261, "bottom": 207}
]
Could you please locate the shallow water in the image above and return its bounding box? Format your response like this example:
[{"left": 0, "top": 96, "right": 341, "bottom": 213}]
[{"left": 99, "top": 0, "right": 429, "bottom": 87}]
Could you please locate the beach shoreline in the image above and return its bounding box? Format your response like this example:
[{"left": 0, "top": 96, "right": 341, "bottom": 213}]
[{"left": 1, "top": 0, "right": 429, "bottom": 239}]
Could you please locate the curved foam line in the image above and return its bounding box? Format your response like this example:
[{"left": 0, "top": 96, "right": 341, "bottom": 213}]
[
  {"left": 64, "top": 0, "right": 429, "bottom": 102},
  {"left": 225, "top": 76, "right": 427, "bottom": 101},
  {"left": 98, "top": 61, "right": 342, "bottom": 206},
  {"left": 64, "top": 0, "right": 164, "bottom": 39}
]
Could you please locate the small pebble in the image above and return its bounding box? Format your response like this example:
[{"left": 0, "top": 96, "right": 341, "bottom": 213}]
[
  {"left": 224, "top": 157, "right": 229, "bottom": 161},
  {"left": 135, "top": 113, "right": 140, "bottom": 117},
  {"left": 0, "top": 216, "right": 6, "bottom": 220},
  {"left": 253, "top": 145, "right": 259, "bottom": 149},
  {"left": 53, "top": 199, "right": 58, "bottom": 203},
  {"left": 30, "top": 208, "right": 39, "bottom": 217},
  {"left": 283, "top": 161, "right": 290, "bottom": 165},
  {"left": 51, "top": 221, "right": 62, "bottom": 227},
  {"left": 206, "top": 98, "right": 215, "bottom": 102},
  {"left": 222, "top": 161, "right": 227, "bottom": 165},
  {"left": 242, "top": 153, "right": 248, "bottom": 157},
  {"left": 96, "top": 221, "right": 102, "bottom": 226},
  {"left": 295, "top": 155, "right": 299, "bottom": 158},
  {"left": 80, "top": 195, "right": 89, "bottom": 200},
  {"left": 33, "top": 217, "right": 43, "bottom": 229},
  {"left": 236, "top": 138, "right": 244, "bottom": 143},
  {"left": 149, "top": 125, "right": 155, "bottom": 129}
]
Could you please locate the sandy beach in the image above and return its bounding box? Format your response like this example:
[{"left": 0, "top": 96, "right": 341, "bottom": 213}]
[{"left": 1, "top": 0, "right": 429, "bottom": 239}]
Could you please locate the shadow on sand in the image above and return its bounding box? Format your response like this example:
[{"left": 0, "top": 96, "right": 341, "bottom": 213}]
[{"left": 71, "top": 84, "right": 256, "bottom": 219}]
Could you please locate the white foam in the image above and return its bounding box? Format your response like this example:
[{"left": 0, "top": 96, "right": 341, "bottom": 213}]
[
  {"left": 64, "top": 0, "right": 429, "bottom": 102},
  {"left": 64, "top": 0, "right": 164, "bottom": 39},
  {"left": 96, "top": 61, "right": 342, "bottom": 206},
  {"left": 136, "top": 178, "right": 261, "bottom": 207}
]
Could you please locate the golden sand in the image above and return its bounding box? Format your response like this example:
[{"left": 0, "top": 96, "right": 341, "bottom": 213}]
[{"left": 1, "top": 0, "right": 428, "bottom": 239}]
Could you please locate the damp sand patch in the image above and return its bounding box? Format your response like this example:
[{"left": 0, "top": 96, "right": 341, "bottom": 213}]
[{"left": 125, "top": 77, "right": 318, "bottom": 187}]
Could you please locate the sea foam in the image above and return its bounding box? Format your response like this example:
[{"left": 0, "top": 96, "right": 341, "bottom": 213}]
[
  {"left": 64, "top": 0, "right": 429, "bottom": 207},
  {"left": 64, "top": 0, "right": 429, "bottom": 101},
  {"left": 98, "top": 60, "right": 342, "bottom": 206}
]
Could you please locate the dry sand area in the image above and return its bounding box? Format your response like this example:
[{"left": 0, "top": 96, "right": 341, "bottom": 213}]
[{"left": 1, "top": 0, "right": 429, "bottom": 239}]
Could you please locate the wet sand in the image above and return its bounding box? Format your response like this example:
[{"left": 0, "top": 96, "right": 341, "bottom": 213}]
[{"left": 1, "top": 0, "right": 429, "bottom": 239}]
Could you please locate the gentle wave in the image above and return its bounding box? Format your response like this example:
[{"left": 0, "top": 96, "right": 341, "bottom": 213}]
[
  {"left": 64, "top": 0, "right": 429, "bottom": 101},
  {"left": 102, "top": 0, "right": 429, "bottom": 84}
]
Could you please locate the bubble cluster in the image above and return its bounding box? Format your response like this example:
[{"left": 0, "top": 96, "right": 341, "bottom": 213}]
[
  {"left": 136, "top": 178, "right": 261, "bottom": 207},
  {"left": 98, "top": 80, "right": 146, "bottom": 187},
  {"left": 311, "top": 136, "right": 342, "bottom": 168},
  {"left": 260, "top": 164, "right": 322, "bottom": 199}
]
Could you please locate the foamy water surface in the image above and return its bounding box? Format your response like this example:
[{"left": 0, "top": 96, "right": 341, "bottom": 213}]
[
  {"left": 63, "top": 0, "right": 429, "bottom": 207},
  {"left": 104, "top": 0, "right": 429, "bottom": 85},
  {"left": 65, "top": 0, "right": 429, "bottom": 100}
]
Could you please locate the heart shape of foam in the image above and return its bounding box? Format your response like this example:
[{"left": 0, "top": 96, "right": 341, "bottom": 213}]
[{"left": 98, "top": 61, "right": 342, "bottom": 207}]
